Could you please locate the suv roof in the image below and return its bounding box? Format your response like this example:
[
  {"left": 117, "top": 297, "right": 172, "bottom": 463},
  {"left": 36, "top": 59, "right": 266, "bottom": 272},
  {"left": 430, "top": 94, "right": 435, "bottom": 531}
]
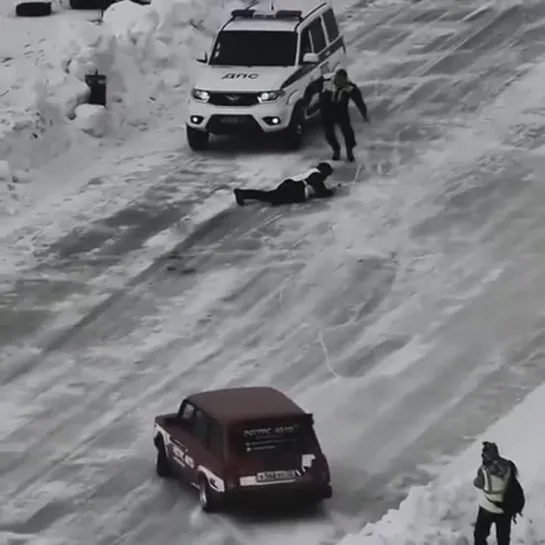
[
  {"left": 187, "top": 386, "right": 306, "bottom": 424},
  {"left": 222, "top": 1, "right": 329, "bottom": 32},
  {"left": 223, "top": 18, "right": 300, "bottom": 32}
]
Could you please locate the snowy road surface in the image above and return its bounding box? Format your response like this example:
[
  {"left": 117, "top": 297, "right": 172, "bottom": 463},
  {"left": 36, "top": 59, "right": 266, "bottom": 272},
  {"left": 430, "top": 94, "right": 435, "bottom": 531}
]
[{"left": 3, "top": 0, "right": 545, "bottom": 544}]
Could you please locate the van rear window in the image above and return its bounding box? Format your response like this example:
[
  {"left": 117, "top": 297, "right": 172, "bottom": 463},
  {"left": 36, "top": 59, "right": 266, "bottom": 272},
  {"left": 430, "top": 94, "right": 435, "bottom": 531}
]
[{"left": 233, "top": 422, "right": 316, "bottom": 455}]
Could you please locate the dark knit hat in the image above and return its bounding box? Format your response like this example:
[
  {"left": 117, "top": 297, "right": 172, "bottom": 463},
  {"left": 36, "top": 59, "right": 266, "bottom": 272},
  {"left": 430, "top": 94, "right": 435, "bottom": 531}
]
[
  {"left": 482, "top": 441, "right": 500, "bottom": 460},
  {"left": 317, "top": 162, "right": 333, "bottom": 175}
]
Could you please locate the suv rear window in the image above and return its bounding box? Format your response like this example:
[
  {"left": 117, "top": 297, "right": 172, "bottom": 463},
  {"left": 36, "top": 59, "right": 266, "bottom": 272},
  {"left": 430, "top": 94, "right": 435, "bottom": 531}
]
[
  {"left": 232, "top": 421, "right": 317, "bottom": 455},
  {"left": 210, "top": 30, "right": 297, "bottom": 67}
]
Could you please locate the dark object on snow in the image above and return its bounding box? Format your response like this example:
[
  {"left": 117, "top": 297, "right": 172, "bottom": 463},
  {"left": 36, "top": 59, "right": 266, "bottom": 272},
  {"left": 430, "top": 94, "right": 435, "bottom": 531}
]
[
  {"left": 69, "top": 0, "right": 97, "bottom": 8},
  {"left": 69, "top": 0, "right": 113, "bottom": 9},
  {"left": 318, "top": 68, "right": 369, "bottom": 162},
  {"left": 234, "top": 163, "right": 335, "bottom": 206},
  {"left": 15, "top": 1, "right": 51, "bottom": 16},
  {"left": 85, "top": 71, "right": 107, "bottom": 107}
]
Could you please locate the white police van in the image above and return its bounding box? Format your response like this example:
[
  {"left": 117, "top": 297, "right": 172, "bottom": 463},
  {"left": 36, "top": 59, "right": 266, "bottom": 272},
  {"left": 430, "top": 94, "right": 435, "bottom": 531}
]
[{"left": 186, "top": 0, "right": 346, "bottom": 151}]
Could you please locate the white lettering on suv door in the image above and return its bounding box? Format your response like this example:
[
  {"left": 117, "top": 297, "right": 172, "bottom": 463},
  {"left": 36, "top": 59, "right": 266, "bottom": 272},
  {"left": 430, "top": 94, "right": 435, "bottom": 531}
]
[{"left": 171, "top": 443, "right": 194, "bottom": 469}]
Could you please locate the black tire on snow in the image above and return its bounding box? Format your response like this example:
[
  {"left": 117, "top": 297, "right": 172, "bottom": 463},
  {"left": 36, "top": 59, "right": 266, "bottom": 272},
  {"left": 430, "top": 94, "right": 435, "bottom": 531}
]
[
  {"left": 186, "top": 126, "right": 210, "bottom": 151},
  {"left": 282, "top": 105, "right": 305, "bottom": 150},
  {"left": 15, "top": 1, "right": 51, "bottom": 16},
  {"left": 198, "top": 476, "right": 219, "bottom": 512},
  {"left": 156, "top": 444, "right": 172, "bottom": 478},
  {"left": 69, "top": 0, "right": 110, "bottom": 9}
]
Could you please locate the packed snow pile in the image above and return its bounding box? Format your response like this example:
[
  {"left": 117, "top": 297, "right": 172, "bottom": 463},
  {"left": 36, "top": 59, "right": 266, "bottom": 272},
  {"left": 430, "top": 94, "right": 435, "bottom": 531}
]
[
  {"left": 338, "top": 382, "right": 545, "bottom": 545},
  {"left": 0, "top": 0, "right": 241, "bottom": 175},
  {"left": 73, "top": 103, "right": 109, "bottom": 137}
]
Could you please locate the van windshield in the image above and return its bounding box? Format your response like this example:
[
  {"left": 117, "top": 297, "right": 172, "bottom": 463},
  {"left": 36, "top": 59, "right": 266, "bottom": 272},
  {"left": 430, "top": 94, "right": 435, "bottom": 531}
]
[
  {"left": 232, "top": 421, "right": 317, "bottom": 456},
  {"left": 210, "top": 30, "right": 297, "bottom": 67}
]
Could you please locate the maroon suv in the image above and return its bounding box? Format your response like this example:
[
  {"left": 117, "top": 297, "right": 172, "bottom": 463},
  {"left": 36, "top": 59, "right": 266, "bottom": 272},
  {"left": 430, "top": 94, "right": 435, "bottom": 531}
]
[{"left": 153, "top": 386, "right": 332, "bottom": 511}]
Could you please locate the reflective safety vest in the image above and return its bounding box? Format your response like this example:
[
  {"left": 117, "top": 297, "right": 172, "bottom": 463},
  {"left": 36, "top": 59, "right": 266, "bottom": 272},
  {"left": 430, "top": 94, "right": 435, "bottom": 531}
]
[
  {"left": 480, "top": 466, "right": 510, "bottom": 514},
  {"left": 323, "top": 79, "right": 354, "bottom": 103},
  {"left": 289, "top": 167, "right": 320, "bottom": 198}
]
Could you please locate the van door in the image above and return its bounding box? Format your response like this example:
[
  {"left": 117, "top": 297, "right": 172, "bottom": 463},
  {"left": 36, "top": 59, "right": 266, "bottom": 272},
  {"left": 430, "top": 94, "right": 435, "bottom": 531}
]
[
  {"left": 192, "top": 413, "right": 226, "bottom": 494},
  {"left": 168, "top": 401, "right": 198, "bottom": 482},
  {"left": 305, "top": 17, "right": 330, "bottom": 115},
  {"left": 231, "top": 418, "right": 321, "bottom": 487},
  {"left": 322, "top": 8, "right": 346, "bottom": 73}
]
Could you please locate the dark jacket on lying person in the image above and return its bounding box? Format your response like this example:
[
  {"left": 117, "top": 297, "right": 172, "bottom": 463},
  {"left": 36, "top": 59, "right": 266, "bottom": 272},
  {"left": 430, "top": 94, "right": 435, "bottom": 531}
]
[{"left": 233, "top": 162, "right": 335, "bottom": 206}]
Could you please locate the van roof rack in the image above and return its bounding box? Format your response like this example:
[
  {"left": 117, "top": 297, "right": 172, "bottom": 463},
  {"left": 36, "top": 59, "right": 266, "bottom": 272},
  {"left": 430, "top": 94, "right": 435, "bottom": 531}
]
[{"left": 230, "top": 8, "right": 303, "bottom": 20}]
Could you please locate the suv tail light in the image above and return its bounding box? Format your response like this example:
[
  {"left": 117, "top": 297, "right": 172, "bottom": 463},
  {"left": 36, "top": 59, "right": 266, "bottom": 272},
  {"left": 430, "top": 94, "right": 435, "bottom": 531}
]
[{"left": 311, "top": 456, "right": 330, "bottom": 482}]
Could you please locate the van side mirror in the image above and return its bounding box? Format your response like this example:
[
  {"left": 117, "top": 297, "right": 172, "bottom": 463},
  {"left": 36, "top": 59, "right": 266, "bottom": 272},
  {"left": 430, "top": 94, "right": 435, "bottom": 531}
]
[
  {"left": 302, "top": 52, "right": 319, "bottom": 64},
  {"left": 196, "top": 52, "right": 208, "bottom": 64}
]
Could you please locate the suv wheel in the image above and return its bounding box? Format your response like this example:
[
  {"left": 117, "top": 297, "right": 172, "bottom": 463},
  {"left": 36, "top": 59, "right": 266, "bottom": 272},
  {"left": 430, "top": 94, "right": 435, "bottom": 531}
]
[
  {"left": 283, "top": 106, "right": 305, "bottom": 151},
  {"left": 155, "top": 443, "right": 172, "bottom": 478},
  {"left": 198, "top": 476, "right": 218, "bottom": 512},
  {"left": 186, "top": 126, "right": 209, "bottom": 151}
]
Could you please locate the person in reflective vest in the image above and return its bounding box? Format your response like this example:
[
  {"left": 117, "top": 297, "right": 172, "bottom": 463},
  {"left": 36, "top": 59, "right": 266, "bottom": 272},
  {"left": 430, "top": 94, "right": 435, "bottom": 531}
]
[
  {"left": 233, "top": 162, "right": 334, "bottom": 206},
  {"left": 473, "top": 441, "right": 516, "bottom": 545},
  {"left": 319, "top": 68, "right": 370, "bottom": 162}
]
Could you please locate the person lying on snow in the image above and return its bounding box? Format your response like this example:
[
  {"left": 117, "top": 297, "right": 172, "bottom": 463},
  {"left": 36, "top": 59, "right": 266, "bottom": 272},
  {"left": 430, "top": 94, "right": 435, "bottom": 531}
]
[{"left": 233, "top": 162, "right": 335, "bottom": 206}]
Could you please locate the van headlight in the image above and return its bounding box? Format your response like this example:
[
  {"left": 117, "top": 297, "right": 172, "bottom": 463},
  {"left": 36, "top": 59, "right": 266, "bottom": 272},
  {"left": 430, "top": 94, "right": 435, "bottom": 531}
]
[
  {"left": 257, "top": 90, "right": 285, "bottom": 103},
  {"left": 191, "top": 88, "right": 210, "bottom": 102}
]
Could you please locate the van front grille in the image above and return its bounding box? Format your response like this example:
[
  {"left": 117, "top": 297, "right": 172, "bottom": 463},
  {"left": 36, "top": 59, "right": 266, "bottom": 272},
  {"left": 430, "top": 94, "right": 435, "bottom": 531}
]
[{"left": 208, "top": 92, "right": 259, "bottom": 106}]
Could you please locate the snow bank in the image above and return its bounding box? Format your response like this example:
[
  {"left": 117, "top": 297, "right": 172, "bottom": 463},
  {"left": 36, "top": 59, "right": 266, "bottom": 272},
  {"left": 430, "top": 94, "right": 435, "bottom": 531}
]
[
  {"left": 0, "top": 0, "right": 240, "bottom": 175},
  {"left": 338, "top": 382, "right": 545, "bottom": 545},
  {"left": 73, "top": 104, "right": 109, "bottom": 137}
]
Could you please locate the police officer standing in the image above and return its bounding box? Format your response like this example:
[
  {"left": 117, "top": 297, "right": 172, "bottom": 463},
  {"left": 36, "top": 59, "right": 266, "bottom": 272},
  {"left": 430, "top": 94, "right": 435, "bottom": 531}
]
[
  {"left": 319, "top": 68, "right": 370, "bottom": 162},
  {"left": 473, "top": 442, "right": 519, "bottom": 545}
]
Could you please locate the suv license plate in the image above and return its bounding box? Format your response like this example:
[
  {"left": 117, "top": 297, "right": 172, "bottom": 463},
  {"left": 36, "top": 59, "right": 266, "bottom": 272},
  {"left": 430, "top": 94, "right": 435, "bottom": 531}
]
[
  {"left": 256, "top": 470, "right": 297, "bottom": 482},
  {"left": 221, "top": 116, "right": 242, "bottom": 124}
]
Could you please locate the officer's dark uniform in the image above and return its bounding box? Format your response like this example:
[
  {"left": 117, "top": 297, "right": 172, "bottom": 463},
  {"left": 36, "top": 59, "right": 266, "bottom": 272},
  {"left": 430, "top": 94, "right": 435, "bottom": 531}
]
[
  {"left": 319, "top": 69, "right": 369, "bottom": 162},
  {"left": 233, "top": 162, "right": 334, "bottom": 206}
]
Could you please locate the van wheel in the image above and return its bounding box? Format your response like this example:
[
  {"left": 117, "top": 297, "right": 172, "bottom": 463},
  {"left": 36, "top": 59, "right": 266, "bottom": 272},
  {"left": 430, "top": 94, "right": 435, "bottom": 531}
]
[
  {"left": 186, "top": 126, "right": 209, "bottom": 151},
  {"left": 156, "top": 444, "right": 172, "bottom": 478},
  {"left": 198, "top": 476, "right": 219, "bottom": 512},
  {"left": 283, "top": 106, "right": 305, "bottom": 151}
]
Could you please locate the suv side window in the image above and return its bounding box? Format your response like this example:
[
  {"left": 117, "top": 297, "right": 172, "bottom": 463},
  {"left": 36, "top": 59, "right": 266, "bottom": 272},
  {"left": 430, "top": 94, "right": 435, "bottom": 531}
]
[
  {"left": 193, "top": 409, "right": 208, "bottom": 444},
  {"left": 309, "top": 17, "right": 327, "bottom": 53},
  {"left": 299, "top": 27, "right": 313, "bottom": 63},
  {"left": 178, "top": 401, "right": 196, "bottom": 426},
  {"left": 322, "top": 9, "right": 340, "bottom": 42}
]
